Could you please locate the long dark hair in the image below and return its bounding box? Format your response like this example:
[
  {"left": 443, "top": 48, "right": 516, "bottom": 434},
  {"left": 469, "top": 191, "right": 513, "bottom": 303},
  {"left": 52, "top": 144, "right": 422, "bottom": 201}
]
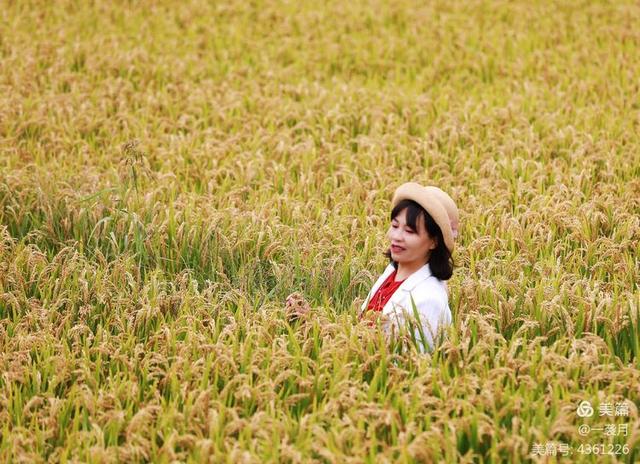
[{"left": 382, "top": 199, "right": 455, "bottom": 280}]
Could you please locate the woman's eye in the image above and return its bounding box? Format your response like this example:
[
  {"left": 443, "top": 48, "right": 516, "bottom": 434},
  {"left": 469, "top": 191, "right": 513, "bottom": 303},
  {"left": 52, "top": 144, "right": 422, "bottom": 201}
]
[{"left": 392, "top": 225, "right": 413, "bottom": 233}]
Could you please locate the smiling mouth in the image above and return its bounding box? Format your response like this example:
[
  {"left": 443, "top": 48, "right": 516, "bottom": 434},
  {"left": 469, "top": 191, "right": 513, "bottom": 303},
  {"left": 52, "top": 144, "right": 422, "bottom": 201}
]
[{"left": 391, "top": 245, "right": 405, "bottom": 252}]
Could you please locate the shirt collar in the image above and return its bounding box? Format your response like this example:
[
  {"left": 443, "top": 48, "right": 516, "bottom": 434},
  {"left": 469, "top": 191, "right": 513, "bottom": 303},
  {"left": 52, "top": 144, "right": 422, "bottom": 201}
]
[{"left": 387, "top": 261, "right": 433, "bottom": 292}]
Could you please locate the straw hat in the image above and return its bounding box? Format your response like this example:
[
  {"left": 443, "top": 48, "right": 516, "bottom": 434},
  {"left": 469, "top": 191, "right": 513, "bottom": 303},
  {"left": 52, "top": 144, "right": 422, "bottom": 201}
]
[
  {"left": 391, "top": 182, "right": 455, "bottom": 254},
  {"left": 424, "top": 186, "right": 459, "bottom": 239}
]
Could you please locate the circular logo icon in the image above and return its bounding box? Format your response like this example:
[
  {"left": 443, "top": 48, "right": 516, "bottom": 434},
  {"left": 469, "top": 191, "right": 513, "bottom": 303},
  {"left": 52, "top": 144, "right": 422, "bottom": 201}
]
[{"left": 576, "top": 400, "right": 594, "bottom": 418}]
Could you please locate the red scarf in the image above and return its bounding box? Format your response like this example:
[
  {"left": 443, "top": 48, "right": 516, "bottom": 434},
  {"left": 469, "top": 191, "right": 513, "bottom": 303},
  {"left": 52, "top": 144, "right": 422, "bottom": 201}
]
[{"left": 360, "top": 269, "right": 405, "bottom": 325}]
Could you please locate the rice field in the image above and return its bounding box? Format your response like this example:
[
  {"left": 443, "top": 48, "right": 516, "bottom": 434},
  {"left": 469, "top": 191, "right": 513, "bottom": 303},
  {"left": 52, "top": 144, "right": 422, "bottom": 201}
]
[{"left": 1, "top": 0, "right": 639, "bottom": 462}]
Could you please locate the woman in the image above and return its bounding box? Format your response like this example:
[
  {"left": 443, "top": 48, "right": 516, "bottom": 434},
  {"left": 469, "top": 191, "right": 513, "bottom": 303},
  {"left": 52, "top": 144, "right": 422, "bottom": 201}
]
[{"left": 358, "top": 182, "right": 457, "bottom": 353}]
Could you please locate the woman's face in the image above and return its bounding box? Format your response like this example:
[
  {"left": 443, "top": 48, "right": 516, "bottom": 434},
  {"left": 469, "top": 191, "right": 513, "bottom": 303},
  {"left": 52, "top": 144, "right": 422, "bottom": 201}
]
[{"left": 386, "top": 208, "right": 437, "bottom": 266}]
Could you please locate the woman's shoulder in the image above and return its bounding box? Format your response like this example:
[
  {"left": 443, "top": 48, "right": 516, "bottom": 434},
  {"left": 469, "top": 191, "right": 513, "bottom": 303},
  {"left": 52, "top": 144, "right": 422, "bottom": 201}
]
[
  {"left": 401, "top": 276, "right": 451, "bottom": 327},
  {"left": 411, "top": 276, "right": 449, "bottom": 305}
]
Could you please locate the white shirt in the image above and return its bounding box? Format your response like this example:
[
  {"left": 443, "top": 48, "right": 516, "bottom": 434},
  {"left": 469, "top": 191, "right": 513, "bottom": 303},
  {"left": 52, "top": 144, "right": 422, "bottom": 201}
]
[{"left": 359, "top": 261, "right": 452, "bottom": 353}]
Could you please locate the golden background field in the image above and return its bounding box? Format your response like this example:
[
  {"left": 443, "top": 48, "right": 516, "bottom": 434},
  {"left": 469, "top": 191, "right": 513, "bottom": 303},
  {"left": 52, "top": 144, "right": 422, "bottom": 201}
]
[{"left": 1, "top": 0, "right": 639, "bottom": 462}]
